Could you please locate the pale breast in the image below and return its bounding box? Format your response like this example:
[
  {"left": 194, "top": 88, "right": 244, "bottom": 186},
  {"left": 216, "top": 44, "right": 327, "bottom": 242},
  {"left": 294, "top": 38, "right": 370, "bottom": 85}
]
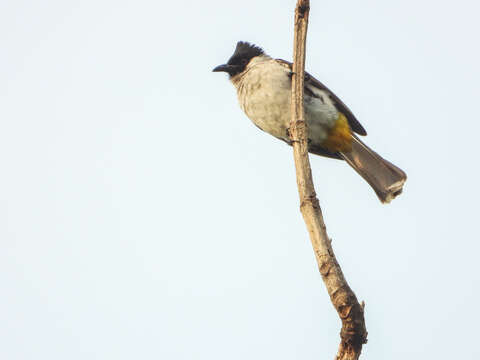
[
  {"left": 236, "top": 59, "right": 291, "bottom": 140},
  {"left": 234, "top": 59, "right": 338, "bottom": 144}
]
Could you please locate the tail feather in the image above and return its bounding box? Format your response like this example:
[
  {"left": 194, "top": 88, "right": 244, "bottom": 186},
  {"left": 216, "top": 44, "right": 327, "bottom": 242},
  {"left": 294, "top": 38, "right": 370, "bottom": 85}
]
[{"left": 340, "top": 135, "right": 407, "bottom": 203}]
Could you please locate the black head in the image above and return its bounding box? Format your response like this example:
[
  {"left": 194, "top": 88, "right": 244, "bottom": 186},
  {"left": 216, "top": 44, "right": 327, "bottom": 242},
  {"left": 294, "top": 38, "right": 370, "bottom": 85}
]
[{"left": 213, "top": 41, "right": 264, "bottom": 77}]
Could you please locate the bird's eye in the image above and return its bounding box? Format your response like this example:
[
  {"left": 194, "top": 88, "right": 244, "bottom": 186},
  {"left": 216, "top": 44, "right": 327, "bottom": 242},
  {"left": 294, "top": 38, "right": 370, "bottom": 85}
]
[{"left": 241, "top": 58, "right": 248, "bottom": 65}]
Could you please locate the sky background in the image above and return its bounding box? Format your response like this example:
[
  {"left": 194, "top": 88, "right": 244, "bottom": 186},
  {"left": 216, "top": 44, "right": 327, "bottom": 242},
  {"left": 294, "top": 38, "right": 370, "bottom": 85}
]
[{"left": 1, "top": 1, "right": 480, "bottom": 359}]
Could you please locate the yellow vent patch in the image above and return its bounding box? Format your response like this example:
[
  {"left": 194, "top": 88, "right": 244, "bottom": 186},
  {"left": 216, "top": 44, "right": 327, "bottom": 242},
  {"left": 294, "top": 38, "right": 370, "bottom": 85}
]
[{"left": 321, "top": 112, "right": 353, "bottom": 153}]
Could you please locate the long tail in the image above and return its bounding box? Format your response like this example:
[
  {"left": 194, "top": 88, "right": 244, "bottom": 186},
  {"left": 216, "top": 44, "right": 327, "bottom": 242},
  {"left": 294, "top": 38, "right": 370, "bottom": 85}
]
[{"left": 340, "top": 135, "right": 407, "bottom": 203}]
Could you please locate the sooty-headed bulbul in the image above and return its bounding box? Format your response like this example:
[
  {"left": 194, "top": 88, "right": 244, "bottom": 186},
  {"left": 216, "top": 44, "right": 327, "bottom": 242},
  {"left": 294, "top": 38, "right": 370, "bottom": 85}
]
[{"left": 213, "top": 41, "right": 406, "bottom": 203}]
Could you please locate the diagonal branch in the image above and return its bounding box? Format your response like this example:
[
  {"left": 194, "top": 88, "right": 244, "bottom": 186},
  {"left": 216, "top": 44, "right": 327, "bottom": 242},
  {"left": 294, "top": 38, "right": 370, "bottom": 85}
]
[{"left": 288, "top": 1, "right": 368, "bottom": 359}]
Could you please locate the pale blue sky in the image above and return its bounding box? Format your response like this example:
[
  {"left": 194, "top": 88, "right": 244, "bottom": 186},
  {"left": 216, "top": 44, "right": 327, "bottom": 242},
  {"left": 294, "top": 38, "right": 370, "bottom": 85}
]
[{"left": 1, "top": 1, "right": 479, "bottom": 359}]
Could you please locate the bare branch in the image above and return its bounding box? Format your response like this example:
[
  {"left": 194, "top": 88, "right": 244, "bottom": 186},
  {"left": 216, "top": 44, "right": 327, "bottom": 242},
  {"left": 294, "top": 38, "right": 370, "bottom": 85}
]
[{"left": 289, "top": 1, "right": 368, "bottom": 359}]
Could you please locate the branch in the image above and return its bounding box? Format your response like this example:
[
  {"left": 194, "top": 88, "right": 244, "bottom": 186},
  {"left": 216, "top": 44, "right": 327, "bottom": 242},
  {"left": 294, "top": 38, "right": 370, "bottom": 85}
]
[{"left": 289, "top": 1, "right": 368, "bottom": 359}]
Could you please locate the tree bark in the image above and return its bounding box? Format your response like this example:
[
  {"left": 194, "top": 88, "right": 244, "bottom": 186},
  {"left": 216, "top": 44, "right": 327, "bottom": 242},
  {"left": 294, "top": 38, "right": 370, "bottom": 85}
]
[{"left": 289, "top": 1, "right": 368, "bottom": 359}]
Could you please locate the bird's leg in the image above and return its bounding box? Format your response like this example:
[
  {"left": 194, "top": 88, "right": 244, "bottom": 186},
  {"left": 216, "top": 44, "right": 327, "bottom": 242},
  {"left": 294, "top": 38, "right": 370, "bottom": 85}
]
[{"left": 287, "top": 128, "right": 311, "bottom": 146}]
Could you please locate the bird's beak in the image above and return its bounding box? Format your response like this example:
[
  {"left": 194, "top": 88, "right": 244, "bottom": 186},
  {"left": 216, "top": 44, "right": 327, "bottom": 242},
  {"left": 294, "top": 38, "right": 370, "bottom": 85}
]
[{"left": 212, "top": 64, "right": 235, "bottom": 73}]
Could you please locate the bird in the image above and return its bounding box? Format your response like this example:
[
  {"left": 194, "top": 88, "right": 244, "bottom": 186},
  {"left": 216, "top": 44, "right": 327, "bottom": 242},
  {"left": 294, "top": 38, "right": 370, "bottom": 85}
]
[{"left": 213, "top": 41, "right": 406, "bottom": 203}]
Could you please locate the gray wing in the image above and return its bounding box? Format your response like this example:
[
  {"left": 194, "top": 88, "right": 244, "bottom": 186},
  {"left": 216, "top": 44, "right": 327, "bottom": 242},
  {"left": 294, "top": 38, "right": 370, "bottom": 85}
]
[{"left": 275, "top": 59, "right": 367, "bottom": 136}]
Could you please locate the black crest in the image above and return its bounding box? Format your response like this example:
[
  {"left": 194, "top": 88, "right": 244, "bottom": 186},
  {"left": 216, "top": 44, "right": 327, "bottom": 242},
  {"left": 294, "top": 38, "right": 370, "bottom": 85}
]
[
  {"left": 225, "top": 42, "right": 264, "bottom": 75},
  {"left": 213, "top": 41, "right": 265, "bottom": 77}
]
